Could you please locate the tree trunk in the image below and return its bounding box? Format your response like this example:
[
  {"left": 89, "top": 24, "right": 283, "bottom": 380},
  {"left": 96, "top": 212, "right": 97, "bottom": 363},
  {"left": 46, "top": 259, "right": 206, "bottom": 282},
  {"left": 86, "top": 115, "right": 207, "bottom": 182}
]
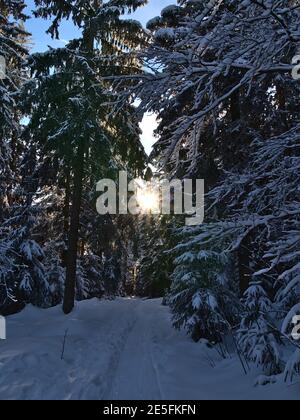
[
  {"left": 63, "top": 165, "right": 71, "bottom": 234},
  {"left": 61, "top": 166, "right": 71, "bottom": 268},
  {"left": 230, "top": 89, "right": 251, "bottom": 294},
  {"left": 230, "top": 89, "right": 241, "bottom": 122},
  {"left": 238, "top": 238, "right": 251, "bottom": 295},
  {"left": 62, "top": 16, "right": 96, "bottom": 314},
  {"left": 276, "top": 83, "right": 288, "bottom": 130},
  {"left": 63, "top": 141, "right": 85, "bottom": 314},
  {"left": 80, "top": 240, "right": 85, "bottom": 257}
]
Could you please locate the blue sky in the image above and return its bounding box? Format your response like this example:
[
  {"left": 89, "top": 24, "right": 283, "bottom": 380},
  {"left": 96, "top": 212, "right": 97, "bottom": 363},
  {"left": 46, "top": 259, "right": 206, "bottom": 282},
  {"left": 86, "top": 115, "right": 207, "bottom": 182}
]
[
  {"left": 25, "top": 0, "right": 172, "bottom": 52},
  {"left": 24, "top": 0, "right": 170, "bottom": 155}
]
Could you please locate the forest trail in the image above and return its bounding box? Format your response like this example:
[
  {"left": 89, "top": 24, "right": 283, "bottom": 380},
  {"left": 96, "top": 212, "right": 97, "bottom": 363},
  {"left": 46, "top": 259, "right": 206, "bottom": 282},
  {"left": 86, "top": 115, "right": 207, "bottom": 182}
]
[{"left": 0, "top": 298, "right": 299, "bottom": 400}]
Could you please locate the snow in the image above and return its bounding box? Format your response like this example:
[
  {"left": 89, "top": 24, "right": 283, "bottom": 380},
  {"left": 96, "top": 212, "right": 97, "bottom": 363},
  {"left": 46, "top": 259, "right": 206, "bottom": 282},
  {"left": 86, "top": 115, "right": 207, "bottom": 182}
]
[
  {"left": 155, "top": 28, "right": 176, "bottom": 41},
  {"left": 146, "top": 16, "right": 161, "bottom": 30},
  {"left": 0, "top": 298, "right": 299, "bottom": 400}
]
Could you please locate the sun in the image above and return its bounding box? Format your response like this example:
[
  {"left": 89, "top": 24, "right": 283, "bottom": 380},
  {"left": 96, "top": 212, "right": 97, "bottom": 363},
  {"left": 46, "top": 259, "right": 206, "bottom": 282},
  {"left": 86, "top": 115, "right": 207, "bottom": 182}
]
[{"left": 136, "top": 189, "right": 160, "bottom": 213}]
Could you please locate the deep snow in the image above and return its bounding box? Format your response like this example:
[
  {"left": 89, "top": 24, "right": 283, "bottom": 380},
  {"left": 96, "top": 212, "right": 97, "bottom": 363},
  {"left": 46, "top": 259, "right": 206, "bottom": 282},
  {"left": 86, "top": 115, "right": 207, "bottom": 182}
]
[{"left": 0, "top": 298, "right": 299, "bottom": 400}]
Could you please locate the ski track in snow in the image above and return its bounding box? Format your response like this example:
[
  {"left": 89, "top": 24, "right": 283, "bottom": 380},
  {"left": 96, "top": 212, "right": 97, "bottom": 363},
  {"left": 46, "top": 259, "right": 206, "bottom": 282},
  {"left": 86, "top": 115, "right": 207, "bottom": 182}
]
[{"left": 0, "top": 298, "right": 299, "bottom": 400}]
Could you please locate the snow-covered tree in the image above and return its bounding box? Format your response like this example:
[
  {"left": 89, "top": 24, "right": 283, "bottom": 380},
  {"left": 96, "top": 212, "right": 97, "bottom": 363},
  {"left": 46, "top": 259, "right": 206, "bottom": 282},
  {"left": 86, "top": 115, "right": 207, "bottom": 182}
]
[
  {"left": 22, "top": 0, "right": 148, "bottom": 313},
  {"left": 238, "top": 282, "right": 282, "bottom": 375},
  {"left": 137, "top": 0, "right": 300, "bottom": 175},
  {"left": 134, "top": 0, "right": 300, "bottom": 379},
  {"left": 0, "top": 0, "right": 29, "bottom": 221},
  {"left": 0, "top": 1, "right": 36, "bottom": 313},
  {"left": 0, "top": 144, "right": 53, "bottom": 312},
  {"left": 166, "top": 121, "right": 300, "bottom": 375},
  {"left": 169, "top": 241, "right": 238, "bottom": 343},
  {"left": 135, "top": 214, "right": 179, "bottom": 298}
]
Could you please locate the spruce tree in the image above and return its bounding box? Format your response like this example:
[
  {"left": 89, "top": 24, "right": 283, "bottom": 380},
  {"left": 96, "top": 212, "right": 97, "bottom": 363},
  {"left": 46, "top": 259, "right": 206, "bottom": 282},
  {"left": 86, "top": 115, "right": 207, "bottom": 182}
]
[
  {"left": 136, "top": 0, "right": 300, "bottom": 378},
  {"left": 0, "top": 0, "right": 31, "bottom": 313},
  {"left": 0, "top": 0, "right": 29, "bottom": 221},
  {"left": 23, "top": 0, "right": 147, "bottom": 313}
]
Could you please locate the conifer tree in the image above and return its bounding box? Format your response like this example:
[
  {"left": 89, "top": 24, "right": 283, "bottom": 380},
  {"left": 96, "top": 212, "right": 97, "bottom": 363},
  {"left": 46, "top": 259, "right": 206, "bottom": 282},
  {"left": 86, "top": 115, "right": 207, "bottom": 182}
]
[
  {"left": 0, "top": 0, "right": 29, "bottom": 221},
  {"left": 135, "top": 0, "right": 300, "bottom": 378},
  {"left": 23, "top": 0, "right": 147, "bottom": 313},
  {"left": 0, "top": 0, "right": 31, "bottom": 313}
]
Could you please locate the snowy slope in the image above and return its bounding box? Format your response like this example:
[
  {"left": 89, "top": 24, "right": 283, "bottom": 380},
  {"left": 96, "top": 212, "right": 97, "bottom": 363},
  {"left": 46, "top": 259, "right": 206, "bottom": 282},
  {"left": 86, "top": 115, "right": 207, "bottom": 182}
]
[{"left": 0, "top": 298, "right": 299, "bottom": 400}]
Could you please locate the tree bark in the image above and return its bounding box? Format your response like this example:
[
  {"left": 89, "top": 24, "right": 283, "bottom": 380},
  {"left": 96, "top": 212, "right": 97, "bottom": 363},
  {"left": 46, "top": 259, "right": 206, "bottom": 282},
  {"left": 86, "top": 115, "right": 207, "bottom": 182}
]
[
  {"left": 238, "top": 238, "right": 251, "bottom": 295},
  {"left": 61, "top": 166, "right": 71, "bottom": 268},
  {"left": 276, "top": 83, "right": 288, "bottom": 130},
  {"left": 63, "top": 165, "right": 71, "bottom": 234},
  {"left": 230, "top": 89, "right": 251, "bottom": 294},
  {"left": 63, "top": 141, "right": 85, "bottom": 314},
  {"left": 230, "top": 89, "right": 241, "bottom": 122},
  {"left": 62, "top": 15, "right": 95, "bottom": 314}
]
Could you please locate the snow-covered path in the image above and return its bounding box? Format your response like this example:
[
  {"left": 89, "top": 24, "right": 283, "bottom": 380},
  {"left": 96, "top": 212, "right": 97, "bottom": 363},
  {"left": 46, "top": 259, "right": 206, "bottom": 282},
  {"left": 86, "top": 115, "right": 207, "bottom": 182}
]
[{"left": 0, "top": 298, "right": 299, "bottom": 400}]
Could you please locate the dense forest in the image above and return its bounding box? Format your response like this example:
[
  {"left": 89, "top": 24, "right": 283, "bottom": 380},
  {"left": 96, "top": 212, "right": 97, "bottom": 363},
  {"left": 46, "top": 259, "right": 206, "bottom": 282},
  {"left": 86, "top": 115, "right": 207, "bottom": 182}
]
[{"left": 1, "top": 0, "right": 300, "bottom": 397}]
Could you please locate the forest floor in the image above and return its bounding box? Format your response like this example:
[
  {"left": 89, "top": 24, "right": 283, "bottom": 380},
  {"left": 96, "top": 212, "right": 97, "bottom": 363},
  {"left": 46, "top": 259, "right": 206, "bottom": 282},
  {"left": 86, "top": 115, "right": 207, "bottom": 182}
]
[{"left": 0, "top": 298, "right": 299, "bottom": 400}]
